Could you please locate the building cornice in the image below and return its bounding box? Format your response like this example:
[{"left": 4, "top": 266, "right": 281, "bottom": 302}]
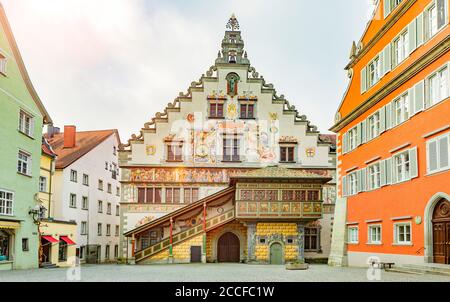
[{"left": 331, "top": 35, "right": 450, "bottom": 133}]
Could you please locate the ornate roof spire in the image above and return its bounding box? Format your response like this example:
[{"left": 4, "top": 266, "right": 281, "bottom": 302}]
[
  {"left": 216, "top": 14, "right": 249, "bottom": 65},
  {"left": 226, "top": 13, "right": 240, "bottom": 31}
]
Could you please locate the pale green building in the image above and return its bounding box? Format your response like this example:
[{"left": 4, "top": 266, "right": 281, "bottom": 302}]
[{"left": 0, "top": 4, "right": 52, "bottom": 270}]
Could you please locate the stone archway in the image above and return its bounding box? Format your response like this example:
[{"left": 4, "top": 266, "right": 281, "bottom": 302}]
[
  {"left": 217, "top": 232, "right": 240, "bottom": 263},
  {"left": 424, "top": 192, "right": 450, "bottom": 263}
]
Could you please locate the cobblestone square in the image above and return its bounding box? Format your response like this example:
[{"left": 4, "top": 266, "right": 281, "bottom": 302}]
[{"left": 0, "top": 264, "right": 449, "bottom": 282}]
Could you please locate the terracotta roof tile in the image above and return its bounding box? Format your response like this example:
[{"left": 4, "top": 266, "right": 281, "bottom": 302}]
[{"left": 46, "top": 130, "right": 118, "bottom": 169}]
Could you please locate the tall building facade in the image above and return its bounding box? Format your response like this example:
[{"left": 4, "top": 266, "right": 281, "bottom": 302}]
[
  {"left": 119, "top": 16, "right": 337, "bottom": 264},
  {"left": 46, "top": 126, "right": 121, "bottom": 263},
  {"left": 329, "top": 0, "right": 449, "bottom": 267},
  {"left": 0, "top": 4, "right": 52, "bottom": 270}
]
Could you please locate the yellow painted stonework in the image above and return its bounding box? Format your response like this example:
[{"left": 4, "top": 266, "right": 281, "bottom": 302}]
[
  {"left": 172, "top": 234, "right": 203, "bottom": 260},
  {"left": 256, "top": 222, "right": 298, "bottom": 236},
  {"left": 255, "top": 222, "right": 298, "bottom": 262}
]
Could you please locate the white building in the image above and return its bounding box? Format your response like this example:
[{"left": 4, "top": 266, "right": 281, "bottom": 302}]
[{"left": 46, "top": 125, "right": 121, "bottom": 263}]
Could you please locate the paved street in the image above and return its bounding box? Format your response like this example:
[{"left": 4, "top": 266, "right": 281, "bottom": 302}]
[{"left": 0, "top": 264, "right": 449, "bottom": 282}]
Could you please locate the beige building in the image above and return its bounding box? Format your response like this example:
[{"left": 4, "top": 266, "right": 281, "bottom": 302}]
[{"left": 38, "top": 138, "right": 76, "bottom": 268}]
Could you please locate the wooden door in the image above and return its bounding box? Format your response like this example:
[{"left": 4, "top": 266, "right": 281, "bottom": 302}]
[
  {"left": 41, "top": 238, "right": 51, "bottom": 263},
  {"left": 270, "top": 243, "right": 283, "bottom": 265},
  {"left": 190, "top": 246, "right": 202, "bottom": 263},
  {"left": 217, "top": 232, "right": 240, "bottom": 263},
  {"left": 432, "top": 199, "right": 450, "bottom": 264}
]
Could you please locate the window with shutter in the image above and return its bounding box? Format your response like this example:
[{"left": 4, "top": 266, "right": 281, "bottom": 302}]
[
  {"left": 414, "top": 80, "right": 425, "bottom": 114},
  {"left": 361, "top": 67, "right": 367, "bottom": 94},
  {"left": 409, "top": 147, "right": 418, "bottom": 179},
  {"left": 427, "top": 133, "right": 450, "bottom": 174},
  {"left": 408, "top": 20, "right": 417, "bottom": 55},
  {"left": 342, "top": 176, "right": 348, "bottom": 197}
]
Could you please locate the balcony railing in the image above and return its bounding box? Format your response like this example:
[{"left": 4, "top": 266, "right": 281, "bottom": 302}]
[{"left": 235, "top": 200, "right": 323, "bottom": 219}]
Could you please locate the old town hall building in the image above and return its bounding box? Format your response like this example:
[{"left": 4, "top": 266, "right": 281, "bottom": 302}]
[{"left": 118, "top": 16, "right": 337, "bottom": 264}]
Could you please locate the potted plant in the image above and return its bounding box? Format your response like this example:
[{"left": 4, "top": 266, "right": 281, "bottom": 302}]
[{"left": 286, "top": 260, "right": 309, "bottom": 270}]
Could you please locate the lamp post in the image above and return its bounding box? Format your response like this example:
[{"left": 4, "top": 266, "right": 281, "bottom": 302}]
[{"left": 29, "top": 204, "right": 46, "bottom": 266}]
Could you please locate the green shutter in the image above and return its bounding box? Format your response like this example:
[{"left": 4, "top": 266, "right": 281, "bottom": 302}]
[
  {"left": 342, "top": 133, "right": 348, "bottom": 154},
  {"left": 342, "top": 176, "right": 348, "bottom": 197},
  {"left": 414, "top": 80, "right": 425, "bottom": 113},
  {"left": 409, "top": 147, "right": 418, "bottom": 179},
  {"left": 408, "top": 19, "right": 417, "bottom": 55},
  {"left": 383, "top": 44, "right": 392, "bottom": 75},
  {"left": 380, "top": 160, "right": 387, "bottom": 187},
  {"left": 356, "top": 123, "right": 362, "bottom": 146},
  {"left": 384, "top": 0, "right": 392, "bottom": 18},
  {"left": 361, "top": 67, "right": 367, "bottom": 94},
  {"left": 361, "top": 168, "right": 367, "bottom": 192},
  {"left": 416, "top": 13, "right": 424, "bottom": 47},
  {"left": 361, "top": 120, "right": 367, "bottom": 144},
  {"left": 379, "top": 107, "right": 386, "bottom": 133},
  {"left": 408, "top": 87, "right": 415, "bottom": 117},
  {"left": 385, "top": 103, "right": 392, "bottom": 129},
  {"left": 386, "top": 158, "right": 393, "bottom": 184}
]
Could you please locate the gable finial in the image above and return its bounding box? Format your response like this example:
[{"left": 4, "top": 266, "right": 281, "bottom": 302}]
[{"left": 226, "top": 13, "right": 240, "bottom": 31}]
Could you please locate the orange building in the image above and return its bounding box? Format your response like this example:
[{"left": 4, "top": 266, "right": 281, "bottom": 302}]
[{"left": 329, "top": 0, "right": 449, "bottom": 267}]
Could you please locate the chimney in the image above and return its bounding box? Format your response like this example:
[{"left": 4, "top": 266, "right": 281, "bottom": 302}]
[
  {"left": 47, "top": 125, "right": 60, "bottom": 139},
  {"left": 63, "top": 125, "right": 76, "bottom": 148}
]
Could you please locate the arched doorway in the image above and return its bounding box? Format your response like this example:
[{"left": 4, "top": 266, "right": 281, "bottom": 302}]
[
  {"left": 432, "top": 199, "right": 450, "bottom": 264},
  {"left": 270, "top": 242, "right": 283, "bottom": 265},
  {"left": 217, "top": 232, "right": 240, "bottom": 263}
]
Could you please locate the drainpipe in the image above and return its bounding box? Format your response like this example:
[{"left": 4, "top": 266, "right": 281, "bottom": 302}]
[
  {"left": 202, "top": 203, "right": 207, "bottom": 263},
  {"left": 169, "top": 217, "right": 173, "bottom": 263}
]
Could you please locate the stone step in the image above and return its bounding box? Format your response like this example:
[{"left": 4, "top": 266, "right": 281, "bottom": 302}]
[
  {"left": 40, "top": 262, "right": 59, "bottom": 269},
  {"left": 388, "top": 264, "right": 450, "bottom": 276},
  {"left": 402, "top": 263, "right": 450, "bottom": 274},
  {"left": 385, "top": 267, "right": 426, "bottom": 275}
]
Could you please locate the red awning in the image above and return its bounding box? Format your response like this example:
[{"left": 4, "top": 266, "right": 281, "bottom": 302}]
[
  {"left": 42, "top": 235, "right": 58, "bottom": 243},
  {"left": 60, "top": 236, "right": 76, "bottom": 245}
]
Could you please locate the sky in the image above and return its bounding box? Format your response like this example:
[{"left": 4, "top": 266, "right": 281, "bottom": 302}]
[{"left": 2, "top": 0, "right": 374, "bottom": 141}]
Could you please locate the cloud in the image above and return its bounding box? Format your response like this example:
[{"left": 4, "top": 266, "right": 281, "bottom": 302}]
[{"left": 2, "top": 0, "right": 369, "bottom": 142}]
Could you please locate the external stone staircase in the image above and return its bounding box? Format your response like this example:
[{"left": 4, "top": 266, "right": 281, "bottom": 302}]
[
  {"left": 135, "top": 208, "right": 235, "bottom": 263},
  {"left": 386, "top": 263, "right": 450, "bottom": 276},
  {"left": 40, "top": 262, "right": 59, "bottom": 269}
]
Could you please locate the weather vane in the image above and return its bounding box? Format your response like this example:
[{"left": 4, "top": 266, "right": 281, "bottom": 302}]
[{"left": 226, "top": 13, "right": 240, "bottom": 31}]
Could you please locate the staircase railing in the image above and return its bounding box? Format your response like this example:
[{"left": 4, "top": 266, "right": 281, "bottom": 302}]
[{"left": 135, "top": 209, "right": 235, "bottom": 262}]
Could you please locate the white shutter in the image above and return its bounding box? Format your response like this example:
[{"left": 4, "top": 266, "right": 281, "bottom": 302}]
[
  {"left": 382, "top": 44, "right": 392, "bottom": 75},
  {"left": 427, "top": 140, "right": 439, "bottom": 173},
  {"left": 409, "top": 147, "right": 418, "bottom": 179},
  {"left": 361, "top": 67, "right": 368, "bottom": 94},
  {"left": 342, "top": 176, "right": 348, "bottom": 197},
  {"left": 384, "top": 0, "right": 392, "bottom": 18},
  {"left": 416, "top": 13, "right": 424, "bottom": 47},
  {"left": 342, "top": 133, "right": 348, "bottom": 154},
  {"left": 379, "top": 107, "right": 386, "bottom": 133},
  {"left": 438, "top": 135, "right": 449, "bottom": 170},
  {"left": 27, "top": 155, "right": 33, "bottom": 176},
  {"left": 414, "top": 80, "right": 425, "bottom": 114},
  {"left": 437, "top": 0, "right": 447, "bottom": 29},
  {"left": 380, "top": 160, "right": 387, "bottom": 187},
  {"left": 386, "top": 158, "right": 393, "bottom": 185},
  {"left": 361, "top": 168, "right": 367, "bottom": 192},
  {"left": 385, "top": 103, "right": 392, "bottom": 130},
  {"left": 361, "top": 120, "right": 367, "bottom": 144},
  {"left": 357, "top": 170, "right": 362, "bottom": 193},
  {"left": 356, "top": 123, "right": 362, "bottom": 146},
  {"left": 30, "top": 117, "right": 35, "bottom": 138},
  {"left": 408, "top": 87, "right": 415, "bottom": 117},
  {"left": 408, "top": 19, "right": 417, "bottom": 55}
]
